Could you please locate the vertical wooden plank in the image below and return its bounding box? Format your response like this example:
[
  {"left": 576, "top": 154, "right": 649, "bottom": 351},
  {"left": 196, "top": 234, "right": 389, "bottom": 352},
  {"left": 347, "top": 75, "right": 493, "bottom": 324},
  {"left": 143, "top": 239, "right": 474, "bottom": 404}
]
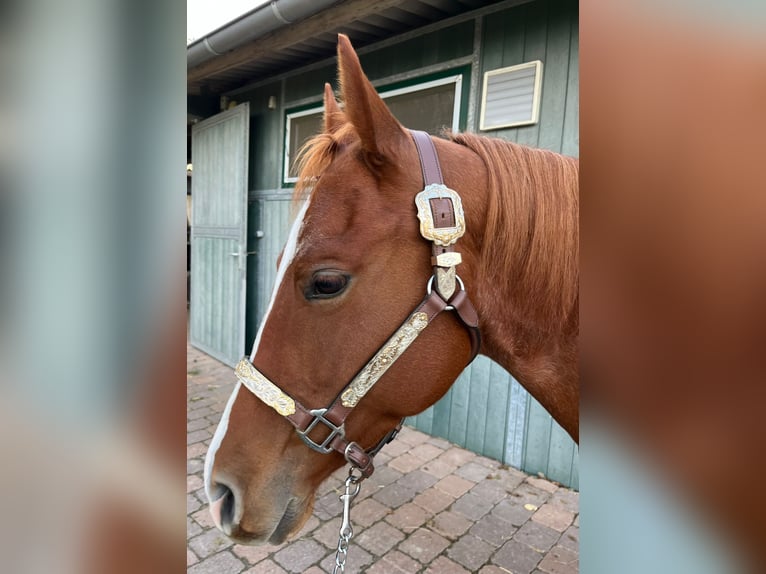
[
  {"left": 516, "top": 0, "right": 548, "bottom": 148},
  {"left": 483, "top": 359, "right": 510, "bottom": 461},
  {"left": 569, "top": 446, "right": 579, "bottom": 490},
  {"left": 561, "top": 2, "right": 579, "bottom": 158},
  {"left": 465, "top": 358, "right": 491, "bottom": 454},
  {"left": 504, "top": 377, "right": 528, "bottom": 469},
  {"left": 537, "top": 0, "right": 572, "bottom": 153},
  {"left": 429, "top": 384, "right": 454, "bottom": 439},
  {"left": 522, "top": 395, "right": 553, "bottom": 477},
  {"left": 446, "top": 368, "right": 471, "bottom": 446},
  {"left": 546, "top": 422, "right": 575, "bottom": 485}
]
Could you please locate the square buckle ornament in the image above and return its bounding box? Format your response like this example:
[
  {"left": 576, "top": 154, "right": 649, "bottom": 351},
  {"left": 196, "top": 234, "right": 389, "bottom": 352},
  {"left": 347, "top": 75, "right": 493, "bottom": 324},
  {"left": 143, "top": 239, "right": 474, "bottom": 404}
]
[{"left": 414, "top": 184, "right": 466, "bottom": 246}]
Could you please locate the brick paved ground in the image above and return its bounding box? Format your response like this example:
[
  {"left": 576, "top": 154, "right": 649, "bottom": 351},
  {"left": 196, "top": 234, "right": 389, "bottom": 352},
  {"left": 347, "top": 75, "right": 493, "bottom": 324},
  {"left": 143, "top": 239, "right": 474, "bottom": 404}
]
[{"left": 187, "top": 344, "right": 579, "bottom": 573}]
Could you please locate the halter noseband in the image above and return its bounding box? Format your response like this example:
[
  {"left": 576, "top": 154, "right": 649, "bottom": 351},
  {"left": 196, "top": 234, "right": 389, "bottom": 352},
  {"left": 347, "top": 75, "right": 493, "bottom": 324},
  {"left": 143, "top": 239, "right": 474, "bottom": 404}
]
[{"left": 233, "top": 130, "right": 480, "bottom": 478}]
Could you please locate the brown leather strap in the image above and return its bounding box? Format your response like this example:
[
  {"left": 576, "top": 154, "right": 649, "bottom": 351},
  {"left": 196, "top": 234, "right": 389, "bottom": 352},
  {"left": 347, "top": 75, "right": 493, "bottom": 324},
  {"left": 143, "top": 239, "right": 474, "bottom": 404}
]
[{"left": 411, "top": 130, "right": 444, "bottom": 186}]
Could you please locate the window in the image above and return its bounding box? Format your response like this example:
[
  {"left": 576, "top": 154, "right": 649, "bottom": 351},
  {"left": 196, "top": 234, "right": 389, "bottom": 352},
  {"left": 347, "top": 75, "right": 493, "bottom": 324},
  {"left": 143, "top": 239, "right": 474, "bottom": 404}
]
[
  {"left": 480, "top": 61, "right": 543, "bottom": 131},
  {"left": 284, "top": 74, "right": 463, "bottom": 183}
]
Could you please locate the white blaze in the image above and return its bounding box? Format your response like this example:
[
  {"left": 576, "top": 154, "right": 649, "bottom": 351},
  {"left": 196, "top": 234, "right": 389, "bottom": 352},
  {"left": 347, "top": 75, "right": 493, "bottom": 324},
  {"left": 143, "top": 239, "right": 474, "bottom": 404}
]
[{"left": 204, "top": 198, "right": 311, "bottom": 503}]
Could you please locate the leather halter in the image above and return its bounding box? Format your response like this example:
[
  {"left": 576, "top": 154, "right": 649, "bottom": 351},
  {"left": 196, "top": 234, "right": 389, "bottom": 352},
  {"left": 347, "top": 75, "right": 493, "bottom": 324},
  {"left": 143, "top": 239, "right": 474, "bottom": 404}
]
[{"left": 233, "top": 130, "right": 481, "bottom": 478}]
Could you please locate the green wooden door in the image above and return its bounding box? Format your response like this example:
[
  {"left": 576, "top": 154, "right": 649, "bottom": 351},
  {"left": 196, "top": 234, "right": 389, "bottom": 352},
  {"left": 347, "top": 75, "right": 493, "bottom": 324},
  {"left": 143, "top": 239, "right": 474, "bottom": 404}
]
[{"left": 190, "top": 104, "right": 250, "bottom": 366}]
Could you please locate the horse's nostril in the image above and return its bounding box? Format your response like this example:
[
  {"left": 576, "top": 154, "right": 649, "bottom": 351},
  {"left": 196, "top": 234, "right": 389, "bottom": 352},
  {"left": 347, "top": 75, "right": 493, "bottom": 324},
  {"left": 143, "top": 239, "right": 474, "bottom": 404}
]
[{"left": 209, "top": 482, "right": 237, "bottom": 531}]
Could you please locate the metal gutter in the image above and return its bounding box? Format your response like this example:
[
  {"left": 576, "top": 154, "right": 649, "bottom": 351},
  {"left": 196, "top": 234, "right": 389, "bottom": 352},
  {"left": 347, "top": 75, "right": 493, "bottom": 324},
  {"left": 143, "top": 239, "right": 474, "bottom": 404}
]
[{"left": 187, "top": 0, "right": 342, "bottom": 69}]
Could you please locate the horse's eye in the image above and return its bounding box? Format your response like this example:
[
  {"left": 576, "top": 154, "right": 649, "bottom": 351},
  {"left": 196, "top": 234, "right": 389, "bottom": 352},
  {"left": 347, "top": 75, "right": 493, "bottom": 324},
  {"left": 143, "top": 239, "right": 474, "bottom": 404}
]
[{"left": 307, "top": 272, "right": 349, "bottom": 299}]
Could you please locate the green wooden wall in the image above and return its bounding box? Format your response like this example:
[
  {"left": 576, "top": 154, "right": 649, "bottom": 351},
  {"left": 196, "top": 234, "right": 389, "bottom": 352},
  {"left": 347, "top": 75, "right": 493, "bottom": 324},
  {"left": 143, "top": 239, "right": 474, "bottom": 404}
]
[{"left": 233, "top": 0, "right": 579, "bottom": 488}]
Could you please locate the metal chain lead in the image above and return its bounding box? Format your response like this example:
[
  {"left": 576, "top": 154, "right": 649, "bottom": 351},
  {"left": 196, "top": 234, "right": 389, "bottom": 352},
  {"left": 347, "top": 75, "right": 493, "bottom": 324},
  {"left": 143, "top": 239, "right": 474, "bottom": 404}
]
[{"left": 333, "top": 469, "right": 362, "bottom": 574}]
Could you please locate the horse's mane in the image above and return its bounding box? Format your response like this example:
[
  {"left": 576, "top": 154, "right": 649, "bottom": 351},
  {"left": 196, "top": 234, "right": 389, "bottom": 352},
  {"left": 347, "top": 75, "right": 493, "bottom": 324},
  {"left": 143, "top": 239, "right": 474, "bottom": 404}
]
[
  {"left": 294, "top": 126, "right": 578, "bottom": 330},
  {"left": 449, "top": 132, "right": 579, "bottom": 330}
]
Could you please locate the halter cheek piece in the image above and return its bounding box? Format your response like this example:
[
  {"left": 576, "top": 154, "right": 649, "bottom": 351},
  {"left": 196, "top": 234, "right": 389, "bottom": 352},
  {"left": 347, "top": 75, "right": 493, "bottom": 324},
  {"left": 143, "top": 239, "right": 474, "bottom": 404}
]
[{"left": 233, "top": 130, "right": 481, "bottom": 479}]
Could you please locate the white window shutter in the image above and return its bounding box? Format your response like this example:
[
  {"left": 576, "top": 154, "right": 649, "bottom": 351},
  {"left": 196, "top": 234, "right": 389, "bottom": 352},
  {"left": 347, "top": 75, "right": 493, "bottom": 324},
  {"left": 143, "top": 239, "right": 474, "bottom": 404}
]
[{"left": 480, "top": 61, "right": 543, "bottom": 130}]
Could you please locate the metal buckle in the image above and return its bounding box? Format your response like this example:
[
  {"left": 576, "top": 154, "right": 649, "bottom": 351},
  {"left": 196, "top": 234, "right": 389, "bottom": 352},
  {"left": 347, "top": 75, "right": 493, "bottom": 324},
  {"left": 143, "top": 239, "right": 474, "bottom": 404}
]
[
  {"left": 297, "top": 408, "right": 346, "bottom": 454},
  {"left": 414, "top": 184, "right": 466, "bottom": 246}
]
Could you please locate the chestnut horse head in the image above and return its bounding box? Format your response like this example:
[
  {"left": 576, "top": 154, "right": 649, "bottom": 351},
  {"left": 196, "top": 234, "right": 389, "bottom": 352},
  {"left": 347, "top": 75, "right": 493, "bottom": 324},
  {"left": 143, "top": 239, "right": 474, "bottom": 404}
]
[{"left": 205, "top": 35, "right": 579, "bottom": 545}]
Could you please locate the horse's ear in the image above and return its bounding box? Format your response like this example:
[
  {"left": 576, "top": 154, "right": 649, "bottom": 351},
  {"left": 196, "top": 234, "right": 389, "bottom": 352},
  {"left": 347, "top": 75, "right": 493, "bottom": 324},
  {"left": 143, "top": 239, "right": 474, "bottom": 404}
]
[
  {"left": 336, "top": 34, "right": 405, "bottom": 167},
  {"left": 323, "top": 83, "right": 344, "bottom": 134}
]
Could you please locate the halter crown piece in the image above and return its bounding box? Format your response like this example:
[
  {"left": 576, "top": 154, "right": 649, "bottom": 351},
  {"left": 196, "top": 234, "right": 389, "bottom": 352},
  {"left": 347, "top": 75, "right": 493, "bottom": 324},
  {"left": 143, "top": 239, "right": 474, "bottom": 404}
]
[{"left": 232, "top": 130, "right": 480, "bottom": 479}]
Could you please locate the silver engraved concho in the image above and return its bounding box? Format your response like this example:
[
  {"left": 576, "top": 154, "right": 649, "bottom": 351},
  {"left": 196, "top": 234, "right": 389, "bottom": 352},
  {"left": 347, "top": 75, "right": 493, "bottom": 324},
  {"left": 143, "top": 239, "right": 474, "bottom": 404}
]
[
  {"left": 414, "top": 184, "right": 466, "bottom": 246},
  {"left": 341, "top": 312, "right": 429, "bottom": 407},
  {"left": 235, "top": 358, "right": 296, "bottom": 416}
]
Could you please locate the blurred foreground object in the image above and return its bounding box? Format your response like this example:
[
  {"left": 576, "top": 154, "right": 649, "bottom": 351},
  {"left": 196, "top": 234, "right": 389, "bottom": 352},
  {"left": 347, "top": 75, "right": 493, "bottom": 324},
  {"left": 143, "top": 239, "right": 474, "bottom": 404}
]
[{"left": 581, "top": 0, "right": 766, "bottom": 571}]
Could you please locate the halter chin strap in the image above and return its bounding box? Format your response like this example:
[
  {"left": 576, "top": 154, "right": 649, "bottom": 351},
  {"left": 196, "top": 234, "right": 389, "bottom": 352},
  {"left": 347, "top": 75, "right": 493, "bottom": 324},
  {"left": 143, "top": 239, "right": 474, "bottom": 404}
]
[{"left": 234, "top": 129, "right": 480, "bottom": 478}]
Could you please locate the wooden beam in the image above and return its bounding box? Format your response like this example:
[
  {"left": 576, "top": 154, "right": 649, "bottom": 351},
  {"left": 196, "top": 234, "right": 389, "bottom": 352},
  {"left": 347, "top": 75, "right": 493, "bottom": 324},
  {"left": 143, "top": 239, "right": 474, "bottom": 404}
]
[{"left": 187, "top": 0, "right": 407, "bottom": 83}]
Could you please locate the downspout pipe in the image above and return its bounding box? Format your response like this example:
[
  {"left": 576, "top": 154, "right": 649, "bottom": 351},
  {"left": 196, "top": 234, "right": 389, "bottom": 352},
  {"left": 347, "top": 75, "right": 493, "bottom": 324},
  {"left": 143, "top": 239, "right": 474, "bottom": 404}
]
[{"left": 187, "top": 0, "right": 342, "bottom": 69}]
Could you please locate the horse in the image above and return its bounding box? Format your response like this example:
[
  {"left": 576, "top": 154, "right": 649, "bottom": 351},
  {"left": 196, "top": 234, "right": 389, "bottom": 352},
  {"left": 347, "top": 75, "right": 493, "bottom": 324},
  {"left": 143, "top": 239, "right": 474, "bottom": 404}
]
[{"left": 204, "top": 34, "right": 578, "bottom": 546}]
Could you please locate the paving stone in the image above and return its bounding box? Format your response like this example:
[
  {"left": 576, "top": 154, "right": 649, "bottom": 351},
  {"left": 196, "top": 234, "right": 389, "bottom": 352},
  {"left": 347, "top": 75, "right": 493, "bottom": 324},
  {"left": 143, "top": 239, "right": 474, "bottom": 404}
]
[
  {"left": 473, "top": 455, "right": 502, "bottom": 469},
  {"left": 388, "top": 452, "right": 423, "bottom": 473},
  {"left": 397, "top": 427, "right": 430, "bottom": 446},
  {"left": 368, "top": 464, "right": 403, "bottom": 487},
  {"left": 456, "top": 461, "right": 496, "bottom": 482},
  {"left": 434, "top": 475, "right": 475, "bottom": 498},
  {"left": 318, "top": 543, "right": 371, "bottom": 574},
  {"left": 531, "top": 503, "right": 575, "bottom": 532},
  {"left": 189, "top": 528, "right": 234, "bottom": 558},
  {"left": 187, "top": 493, "right": 202, "bottom": 514},
  {"left": 395, "top": 469, "right": 439, "bottom": 494},
  {"left": 314, "top": 491, "right": 343, "bottom": 521},
  {"left": 492, "top": 466, "right": 528, "bottom": 491},
  {"left": 188, "top": 474, "right": 204, "bottom": 493},
  {"left": 355, "top": 521, "right": 405, "bottom": 556},
  {"left": 413, "top": 487, "right": 454, "bottom": 514},
  {"left": 302, "top": 567, "right": 325, "bottom": 574},
  {"left": 351, "top": 497, "right": 390, "bottom": 527},
  {"left": 421, "top": 457, "right": 458, "bottom": 478},
  {"left": 427, "top": 436, "right": 452, "bottom": 450},
  {"left": 372, "top": 482, "right": 417, "bottom": 508},
  {"left": 381, "top": 439, "right": 411, "bottom": 457},
  {"left": 429, "top": 510, "right": 473, "bottom": 540},
  {"left": 508, "top": 482, "right": 553, "bottom": 508},
  {"left": 188, "top": 416, "right": 213, "bottom": 432},
  {"left": 188, "top": 443, "right": 208, "bottom": 459},
  {"left": 492, "top": 498, "right": 534, "bottom": 527},
  {"left": 273, "top": 539, "right": 327, "bottom": 573},
  {"left": 408, "top": 443, "right": 445, "bottom": 463},
  {"left": 514, "top": 520, "right": 560, "bottom": 553},
  {"left": 447, "top": 533, "right": 495, "bottom": 571},
  {"left": 364, "top": 550, "right": 421, "bottom": 574},
  {"left": 438, "top": 446, "right": 476, "bottom": 467},
  {"left": 451, "top": 492, "right": 494, "bottom": 521},
  {"left": 527, "top": 476, "right": 559, "bottom": 493},
  {"left": 188, "top": 548, "right": 199, "bottom": 566},
  {"left": 493, "top": 539, "right": 543, "bottom": 574},
  {"left": 296, "top": 515, "right": 320, "bottom": 537},
  {"left": 385, "top": 501, "right": 432, "bottom": 531},
  {"left": 188, "top": 407, "right": 214, "bottom": 421},
  {"left": 479, "top": 566, "right": 513, "bottom": 574},
  {"left": 313, "top": 520, "right": 344, "bottom": 549},
  {"left": 537, "top": 545, "right": 578, "bottom": 574},
  {"left": 549, "top": 489, "right": 579, "bottom": 514},
  {"left": 242, "top": 559, "right": 287, "bottom": 574},
  {"left": 188, "top": 457, "right": 204, "bottom": 475},
  {"left": 188, "top": 429, "right": 212, "bottom": 444},
  {"left": 424, "top": 555, "right": 471, "bottom": 574},
  {"left": 470, "top": 512, "right": 517, "bottom": 547},
  {"left": 188, "top": 515, "right": 203, "bottom": 538},
  {"left": 233, "top": 543, "right": 281, "bottom": 565},
  {"left": 399, "top": 527, "right": 450, "bottom": 563},
  {"left": 470, "top": 478, "right": 513, "bottom": 505},
  {"left": 187, "top": 550, "right": 244, "bottom": 574},
  {"left": 559, "top": 525, "right": 579, "bottom": 552}
]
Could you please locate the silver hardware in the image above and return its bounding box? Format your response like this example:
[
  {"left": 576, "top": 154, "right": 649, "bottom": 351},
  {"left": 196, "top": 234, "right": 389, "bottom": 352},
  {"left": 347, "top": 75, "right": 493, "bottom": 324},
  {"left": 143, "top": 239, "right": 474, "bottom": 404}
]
[
  {"left": 426, "top": 274, "right": 465, "bottom": 298},
  {"left": 333, "top": 469, "right": 362, "bottom": 574},
  {"left": 414, "top": 184, "right": 466, "bottom": 246},
  {"left": 297, "top": 409, "right": 346, "bottom": 454}
]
